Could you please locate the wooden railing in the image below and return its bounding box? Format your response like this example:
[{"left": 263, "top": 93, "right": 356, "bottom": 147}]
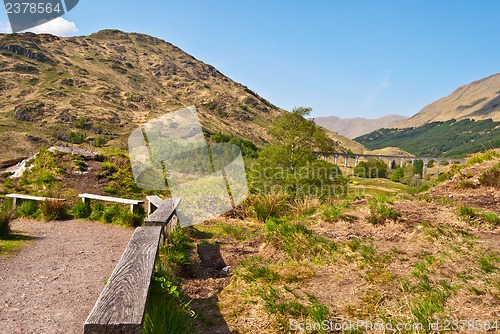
[{"left": 83, "top": 198, "right": 180, "bottom": 334}]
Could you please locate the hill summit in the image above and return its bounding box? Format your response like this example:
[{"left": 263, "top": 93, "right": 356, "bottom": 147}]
[
  {"left": 396, "top": 73, "right": 500, "bottom": 128},
  {"left": 0, "top": 29, "right": 288, "bottom": 160}
]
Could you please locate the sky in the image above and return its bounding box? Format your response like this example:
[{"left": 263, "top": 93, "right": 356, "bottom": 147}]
[{"left": 1, "top": 1, "right": 500, "bottom": 119}]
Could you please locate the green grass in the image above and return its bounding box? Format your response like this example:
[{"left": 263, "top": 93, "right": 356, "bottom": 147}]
[
  {"left": 366, "top": 196, "right": 401, "bottom": 225},
  {"left": 0, "top": 233, "right": 34, "bottom": 256},
  {"left": 264, "top": 218, "right": 337, "bottom": 262},
  {"left": 322, "top": 202, "right": 355, "bottom": 223}
]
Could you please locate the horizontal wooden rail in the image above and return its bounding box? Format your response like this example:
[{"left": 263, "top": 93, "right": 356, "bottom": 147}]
[
  {"left": 84, "top": 197, "right": 180, "bottom": 334},
  {"left": 84, "top": 226, "right": 163, "bottom": 334}
]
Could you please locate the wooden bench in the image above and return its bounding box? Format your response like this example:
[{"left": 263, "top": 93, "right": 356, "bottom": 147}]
[
  {"left": 6, "top": 193, "right": 65, "bottom": 209},
  {"left": 84, "top": 198, "right": 180, "bottom": 334},
  {"left": 78, "top": 193, "right": 144, "bottom": 213}
]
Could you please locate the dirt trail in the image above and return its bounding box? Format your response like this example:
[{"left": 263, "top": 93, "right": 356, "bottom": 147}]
[{"left": 0, "top": 219, "right": 133, "bottom": 334}]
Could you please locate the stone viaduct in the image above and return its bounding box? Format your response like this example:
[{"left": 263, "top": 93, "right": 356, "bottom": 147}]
[{"left": 329, "top": 153, "right": 467, "bottom": 176}]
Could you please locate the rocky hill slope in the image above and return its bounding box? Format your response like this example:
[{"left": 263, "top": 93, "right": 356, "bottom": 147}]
[
  {"left": 0, "top": 30, "right": 290, "bottom": 161},
  {"left": 395, "top": 73, "right": 500, "bottom": 128},
  {"left": 315, "top": 114, "right": 408, "bottom": 138}
]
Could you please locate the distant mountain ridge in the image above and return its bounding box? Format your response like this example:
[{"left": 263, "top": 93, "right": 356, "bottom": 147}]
[
  {"left": 395, "top": 73, "right": 500, "bottom": 128},
  {"left": 314, "top": 114, "right": 408, "bottom": 138}
]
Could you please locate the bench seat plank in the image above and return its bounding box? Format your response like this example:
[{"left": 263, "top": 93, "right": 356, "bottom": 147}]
[
  {"left": 6, "top": 193, "right": 65, "bottom": 201},
  {"left": 79, "top": 193, "right": 143, "bottom": 205},
  {"left": 145, "top": 198, "right": 180, "bottom": 227},
  {"left": 84, "top": 226, "right": 163, "bottom": 334}
]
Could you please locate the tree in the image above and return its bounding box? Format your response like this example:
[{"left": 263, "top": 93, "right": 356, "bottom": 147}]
[
  {"left": 354, "top": 158, "right": 388, "bottom": 178},
  {"left": 250, "top": 107, "right": 347, "bottom": 198}
]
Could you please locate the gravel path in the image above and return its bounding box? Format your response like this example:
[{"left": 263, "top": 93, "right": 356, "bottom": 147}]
[{"left": 0, "top": 219, "right": 134, "bottom": 334}]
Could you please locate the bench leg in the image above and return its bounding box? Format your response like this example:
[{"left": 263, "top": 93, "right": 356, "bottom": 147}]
[
  {"left": 82, "top": 197, "right": 91, "bottom": 207},
  {"left": 130, "top": 204, "right": 136, "bottom": 214}
]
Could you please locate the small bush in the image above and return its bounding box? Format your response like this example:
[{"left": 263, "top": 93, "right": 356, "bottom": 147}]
[
  {"left": 40, "top": 199, "right": 67, "bottom": 221},
  {"left": 0, "top": 202, "right": 15, "bottom": 238},
  {"left": 467, "top": 149, "right": 500, "bottom": 165},
  {"left": 68, "top": 131, "right": 85, "bottom": 144},
  {"left": 479, "top": 163, "right": 500, "bottom": 189},
  {"left": 17, "top": 200, "right": 38, "bottom": 218},
  {"left": 72, "top": 201, "right": 91, "bottom": 219},
  {"left": 252, "top": 192, "right": 286, "bottom": 222}
]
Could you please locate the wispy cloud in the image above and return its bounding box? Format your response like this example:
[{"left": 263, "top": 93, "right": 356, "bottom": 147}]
[
  {"left": 26, "top": 17, "right": 79, "bottom": 36},
  {"left": 1, "top": 17, "right": 78, "bottom": 36},
  {"left": 361, "top": 70, "right": 393, "bottom": 110}
]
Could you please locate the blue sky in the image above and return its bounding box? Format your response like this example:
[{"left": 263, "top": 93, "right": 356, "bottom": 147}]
[{"left": 1, "top": 1, "right": 500, "bottom": 118}]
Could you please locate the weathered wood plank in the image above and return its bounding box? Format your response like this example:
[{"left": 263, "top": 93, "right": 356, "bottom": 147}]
[
  {"left": 78, "top": 193, "right": 144, "bottom": 205},
  {"left": 6, "top": 193, "right": 66, "bottom": 209},
  {"left": 83, "top": 226, "right": 163, "bottom": 334},
  {"left": 6, "top": 193, "right": 65, "bottom": 201},
  {"left": 144, "top": 198, "right": 180, "bottom": 227},
  {"left": 146, "top": 195, "right": 163, "bottom": 216}
]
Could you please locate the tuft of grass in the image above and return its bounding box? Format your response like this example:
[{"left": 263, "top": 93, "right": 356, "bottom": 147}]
[
  {"left": 0, "top": 201, "right": 15, "bottom": 238},
  {"left": 264, "top": 218, "right": 337, "bottom": 262},
  {"left": 457, "top": 205, "right": 476, "bottom": 221},
  {"left": 478, "top": 254, "right": 499, "bottom": 274},
  {"left": 289, "top": 196, "right": 321, "bottom": 216},
  {"left": 40, "top": 199, "right": 67, "bottom": 221},
  {"left": 252, "top": 192, "right": 287, "bottom": 222},
  {"left": 236, "top": 257, "right": 281, "bottom": 283},
  {"left": 481, "top": 211, "right": 500, "bottom": 225}
]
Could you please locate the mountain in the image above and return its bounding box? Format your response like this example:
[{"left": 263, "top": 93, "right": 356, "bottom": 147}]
[
  {"left": 355, "top": 118, "right": 500, "bottom": 157},
  {"left": 395, "top": 73, "right": 500, "bottom": 128},
  {"left": 314, "top": 114, "right": 408, "bottom": 139},
  {"left": 0, "top": 30, "right": 365, "bottom": 162}
]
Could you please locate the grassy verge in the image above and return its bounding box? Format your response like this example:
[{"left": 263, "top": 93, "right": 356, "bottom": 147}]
[{"left": 143, "top": 227, "right": 197, "bottom": 334}]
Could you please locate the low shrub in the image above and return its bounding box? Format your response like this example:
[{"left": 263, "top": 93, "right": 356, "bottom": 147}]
[
  {"left": 17, "top": 200, "right": 38, "bottom": 218},
  {"left": 102, "top": 204, "right": 122, "bottom": 224},
  {"left": 40, "top": 199, "right": 67, "bottom": 221},
  {"left": 479, "top": 163, "right": 500, "bottom": 189},
  {"left": 89, "top": 203, "right": 105, "bottom": 221},
  {"left": 72, "top": 201, "right": 91, "bottom": 219}
]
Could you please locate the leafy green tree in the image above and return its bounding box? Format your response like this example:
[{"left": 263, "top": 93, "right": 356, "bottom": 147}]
[
  {"left": 413, "top": 160, "right": 424, "bottom": 177},
  {"left": 250, "top": 107, "right": 347, "bottom": 198},
  {"left": 354, "top": 158, "right": 388, "bottom": 178}
]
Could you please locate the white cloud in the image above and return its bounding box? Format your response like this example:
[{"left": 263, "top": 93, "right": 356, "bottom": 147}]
[{"left": 26, "top": 17, "right": 78, "bottom": 36}]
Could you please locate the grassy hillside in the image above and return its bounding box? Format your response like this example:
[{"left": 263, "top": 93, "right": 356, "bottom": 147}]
[
  {"left": 355, "top": 118, "right": 500, "bottom": 157},
  {"left": 395, "top": 73, "right": 500, "bottom": 128}
]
